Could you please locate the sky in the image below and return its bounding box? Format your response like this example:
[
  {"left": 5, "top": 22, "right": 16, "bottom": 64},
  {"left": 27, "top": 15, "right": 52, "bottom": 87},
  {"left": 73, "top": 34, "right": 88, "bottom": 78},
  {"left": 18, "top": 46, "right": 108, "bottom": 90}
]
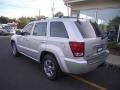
[{"left": 0, "top": 0, "right": 68, "bottom": 18}]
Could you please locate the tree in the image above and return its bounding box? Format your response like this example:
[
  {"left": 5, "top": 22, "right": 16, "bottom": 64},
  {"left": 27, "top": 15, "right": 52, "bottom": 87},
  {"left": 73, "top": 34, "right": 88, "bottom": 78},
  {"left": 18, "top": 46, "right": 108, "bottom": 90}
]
[
  {"left": 17, "top": 17, "right": 36, "bottom": 29},
  {"left": 27, "top": 17, "right": 36, "bottom": 21},
  {"left": 17, "top": 17, "right": 29, "bottom": 29},
  {"left": 54, "top": 12, "right": 64, "bottom": 17},
  {"left": 0, "top": 15, "right": 47, "bottom": 29},
  {"left": 0, "top": 16, "right": 9, "bottom": 24},
  {"left": 0, "top": 16, "right": 17, "bottom": 24},
  {"left": 9, "top": 18, "right": 17, "bottom": 23},
  {"left": 108, "top": 16, "right": 120, "bottom": 31},
  {"left": 36, "top": 15, "right": 47, "bottom": 20}
]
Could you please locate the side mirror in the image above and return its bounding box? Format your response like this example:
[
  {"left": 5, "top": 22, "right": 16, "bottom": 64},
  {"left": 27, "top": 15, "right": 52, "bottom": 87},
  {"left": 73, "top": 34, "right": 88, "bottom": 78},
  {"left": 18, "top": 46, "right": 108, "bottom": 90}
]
[
  {"left": 16, "top": 30, "right": 30, "bottom": 35},
  {"left": 16, "top": 30, "right": 22, "bottom": 35},
  {"left": 21, "top": 32, "right": 30, "bottom": 35}
]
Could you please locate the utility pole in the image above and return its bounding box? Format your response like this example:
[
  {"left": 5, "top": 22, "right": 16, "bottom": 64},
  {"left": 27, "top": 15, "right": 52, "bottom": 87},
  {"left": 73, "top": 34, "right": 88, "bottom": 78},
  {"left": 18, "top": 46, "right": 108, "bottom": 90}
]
[
  {"left": 37, "top": 9, "right": 40, "bottom": 20},
  {"left": 117, "top": 25, "right": 120, "bottom": 43},
  {"left": 66, "top": 0, "right": 69, "bottom": 16},
  {"left": 51, "top": 0, "right": 55, "bottom": 17},
  {"left": 39, "top": 9, "right": 40, "bottom": 18}
]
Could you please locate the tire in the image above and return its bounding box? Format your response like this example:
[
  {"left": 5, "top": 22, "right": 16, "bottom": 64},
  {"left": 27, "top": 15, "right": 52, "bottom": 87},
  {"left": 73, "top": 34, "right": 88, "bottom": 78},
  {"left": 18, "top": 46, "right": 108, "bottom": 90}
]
[
  {"left": 11, "top": 42, "right": 20, "bottom": 57},
  {"left": 41, "top": 54, "right": 61, "bottom": 80}
]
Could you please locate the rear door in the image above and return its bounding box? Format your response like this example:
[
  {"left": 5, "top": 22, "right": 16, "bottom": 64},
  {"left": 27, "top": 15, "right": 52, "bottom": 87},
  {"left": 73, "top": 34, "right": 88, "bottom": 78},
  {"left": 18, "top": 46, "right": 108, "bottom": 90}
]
[
  {"left": 28, "top": 22, "right": 47, "bottom": 61},
  {"left": 75, "top": 21, "right": 107, "bottom": 60},
  {"left": 47, "top": 21, "right": 69, "bottom": 58}
]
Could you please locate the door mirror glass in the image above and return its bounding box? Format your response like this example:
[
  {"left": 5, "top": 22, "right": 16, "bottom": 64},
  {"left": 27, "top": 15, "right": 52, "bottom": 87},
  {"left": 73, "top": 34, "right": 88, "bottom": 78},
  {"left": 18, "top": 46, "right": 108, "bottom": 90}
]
[
  {"left": 21, "top": 32, "right": 30, "bottom": 35},
  {"left": 16, "top": 30, "right": 22, "bottom": 35},
  {"left": 16, "top": 30, "right": 29, "bottom": 35}
]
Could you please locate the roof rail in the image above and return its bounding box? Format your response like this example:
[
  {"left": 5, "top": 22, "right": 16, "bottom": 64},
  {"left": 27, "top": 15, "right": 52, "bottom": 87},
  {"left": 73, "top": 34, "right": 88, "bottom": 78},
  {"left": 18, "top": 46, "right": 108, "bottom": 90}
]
[
  {"left": 53, "top": 16, "right": 77, "bottom": 18},
  {"left": 56, "top": 16, "right": 89, "bottom": 20},
  {"left": 53, "top": 16, "right": 94, "bottom": 22},
  {"left": 59, "top": 16, "right": 78, "bottom": 18}
]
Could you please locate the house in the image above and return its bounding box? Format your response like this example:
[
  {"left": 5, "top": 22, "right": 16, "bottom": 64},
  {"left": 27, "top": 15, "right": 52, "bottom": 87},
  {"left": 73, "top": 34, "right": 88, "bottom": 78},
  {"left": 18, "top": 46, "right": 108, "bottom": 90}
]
[
  {"left": 7, "top": 22, "right": 17, "bottom": 30},
  {"left": 64, "top": 0, "right": 120, "bottom": 17}
]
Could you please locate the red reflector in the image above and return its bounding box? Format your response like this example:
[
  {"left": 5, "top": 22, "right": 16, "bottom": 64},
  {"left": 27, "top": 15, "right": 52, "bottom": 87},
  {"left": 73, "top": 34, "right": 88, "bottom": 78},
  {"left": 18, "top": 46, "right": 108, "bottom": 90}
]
[{"left": 69, "top": 42, "right": 84, "bottom": 57}]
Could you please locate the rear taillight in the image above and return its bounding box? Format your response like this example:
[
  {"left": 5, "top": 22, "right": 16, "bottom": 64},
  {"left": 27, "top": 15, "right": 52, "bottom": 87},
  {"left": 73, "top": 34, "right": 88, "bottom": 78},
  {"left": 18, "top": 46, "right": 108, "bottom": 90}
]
[{"left": 69, "top": 42, "right": 84, "bottom": 57}]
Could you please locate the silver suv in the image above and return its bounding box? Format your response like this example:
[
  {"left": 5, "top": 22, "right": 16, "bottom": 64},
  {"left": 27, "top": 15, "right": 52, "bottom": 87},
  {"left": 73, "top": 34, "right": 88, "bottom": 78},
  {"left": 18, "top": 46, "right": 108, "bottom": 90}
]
[{"left": 11, "top": 17, "right": 109, "bottom": 80}]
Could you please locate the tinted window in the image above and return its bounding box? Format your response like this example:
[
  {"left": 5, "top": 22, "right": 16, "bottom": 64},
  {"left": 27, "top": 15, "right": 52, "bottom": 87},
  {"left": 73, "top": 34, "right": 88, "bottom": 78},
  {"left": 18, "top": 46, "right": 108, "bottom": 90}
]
[
  {"left": 23, "top": 23, "right": 33, "bottom": 35},
  {"left": 50, "top": 22, "right": 68, "bottom": 38},
  {"left": 33, "top": 22, "right": 47, "bottom": 36},
  {"left": 75, "top": 21, "right": 103, "bottom": 38},
  {"left": 91, "top": 22, "right": 106, "bottom": 39}
]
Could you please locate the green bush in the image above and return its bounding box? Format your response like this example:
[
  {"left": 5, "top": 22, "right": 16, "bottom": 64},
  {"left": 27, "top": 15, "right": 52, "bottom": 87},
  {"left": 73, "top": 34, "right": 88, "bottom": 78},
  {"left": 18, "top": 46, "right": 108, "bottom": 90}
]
[{"left": 107, "top": 41, "right": 120, "bottom": 50}]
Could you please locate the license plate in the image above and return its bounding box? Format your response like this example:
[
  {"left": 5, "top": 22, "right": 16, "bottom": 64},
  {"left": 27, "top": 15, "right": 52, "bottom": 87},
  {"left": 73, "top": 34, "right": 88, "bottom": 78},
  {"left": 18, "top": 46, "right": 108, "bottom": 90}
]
[{"left": 97, "top": 47, "right": 103, "bottom": 52}]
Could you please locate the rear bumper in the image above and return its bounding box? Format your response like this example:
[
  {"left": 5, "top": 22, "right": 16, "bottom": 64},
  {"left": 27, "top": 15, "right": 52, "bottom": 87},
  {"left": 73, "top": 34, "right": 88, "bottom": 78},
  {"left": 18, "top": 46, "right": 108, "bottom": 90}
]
[{"left": 64, "top": 50, "right": 109, "bottom": 74}]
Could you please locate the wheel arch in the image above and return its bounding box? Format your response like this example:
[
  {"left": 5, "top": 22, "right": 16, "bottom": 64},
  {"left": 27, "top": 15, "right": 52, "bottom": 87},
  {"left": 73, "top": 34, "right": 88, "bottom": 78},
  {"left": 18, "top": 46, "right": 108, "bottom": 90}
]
[
  {"left": 40, "top": 51, "right": 57, "bottom": 63},
  {"left": 39, "top": 50, "right": 68, "bottom": 73},
  {"left": 11, "top": 40, "right": 15, "bottom": 45}
]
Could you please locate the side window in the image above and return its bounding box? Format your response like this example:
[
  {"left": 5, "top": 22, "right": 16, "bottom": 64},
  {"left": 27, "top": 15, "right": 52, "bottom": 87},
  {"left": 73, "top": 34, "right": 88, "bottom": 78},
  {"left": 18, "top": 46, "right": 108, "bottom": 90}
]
[
  {"left": 33, "top": 22, "right": 47, "bottom": 36},
  {"left": 50, "top": 22, "right": 68, "bottom": 38},
  {"left": 22, "top": 23, "right": 33, "bottom": 35}
]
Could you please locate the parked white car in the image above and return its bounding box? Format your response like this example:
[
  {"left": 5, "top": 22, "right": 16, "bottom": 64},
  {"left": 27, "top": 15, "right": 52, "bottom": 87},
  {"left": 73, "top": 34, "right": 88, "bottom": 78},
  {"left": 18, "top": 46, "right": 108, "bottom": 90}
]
[
  {"left": 11, "top": 17, "right": 109, "bottom": 80},
  {"left": 0, "top": 26, "right": 3, "bottom": 35},
  {"left": 0, "top": 24, "right": 16, "bottom": 35}
]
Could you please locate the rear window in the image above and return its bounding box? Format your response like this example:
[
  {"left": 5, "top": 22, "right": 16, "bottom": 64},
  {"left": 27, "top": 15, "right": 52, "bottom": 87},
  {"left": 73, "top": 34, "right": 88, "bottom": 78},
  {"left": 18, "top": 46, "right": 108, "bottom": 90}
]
[
  {"left": 75, "top": 21, "right": 104, "bottom": 38},
  {"left": 91, "top": 22, "right": 107, "bottom": 39}
]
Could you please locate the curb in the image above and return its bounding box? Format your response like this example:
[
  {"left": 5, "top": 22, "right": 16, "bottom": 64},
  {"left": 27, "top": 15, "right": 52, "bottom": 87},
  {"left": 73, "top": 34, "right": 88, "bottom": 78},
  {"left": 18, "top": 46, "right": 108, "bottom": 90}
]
[
  {"left": 105, "top": 62, "right": 120, "bottom": 72},
  {"left": 0, "top": 35, "right": 11, "bottom": 38}
]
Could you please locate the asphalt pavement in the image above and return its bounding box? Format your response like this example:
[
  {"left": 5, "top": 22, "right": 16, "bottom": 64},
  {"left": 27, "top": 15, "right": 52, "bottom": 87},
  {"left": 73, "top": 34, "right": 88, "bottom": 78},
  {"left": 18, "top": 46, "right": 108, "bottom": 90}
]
[{"left": 0, "top": 36, "right": 120, "bottom": 90}]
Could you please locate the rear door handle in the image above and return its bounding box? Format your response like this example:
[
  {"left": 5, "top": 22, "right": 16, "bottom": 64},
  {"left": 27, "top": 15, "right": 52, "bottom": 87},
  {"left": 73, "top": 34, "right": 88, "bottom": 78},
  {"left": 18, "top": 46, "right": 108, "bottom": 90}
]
[
  {"left": 40, "top": 41, "right": 46, "bottom": 43},
  {"left": 26, "top": 38, "right": 30, "bottom": 41}
]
